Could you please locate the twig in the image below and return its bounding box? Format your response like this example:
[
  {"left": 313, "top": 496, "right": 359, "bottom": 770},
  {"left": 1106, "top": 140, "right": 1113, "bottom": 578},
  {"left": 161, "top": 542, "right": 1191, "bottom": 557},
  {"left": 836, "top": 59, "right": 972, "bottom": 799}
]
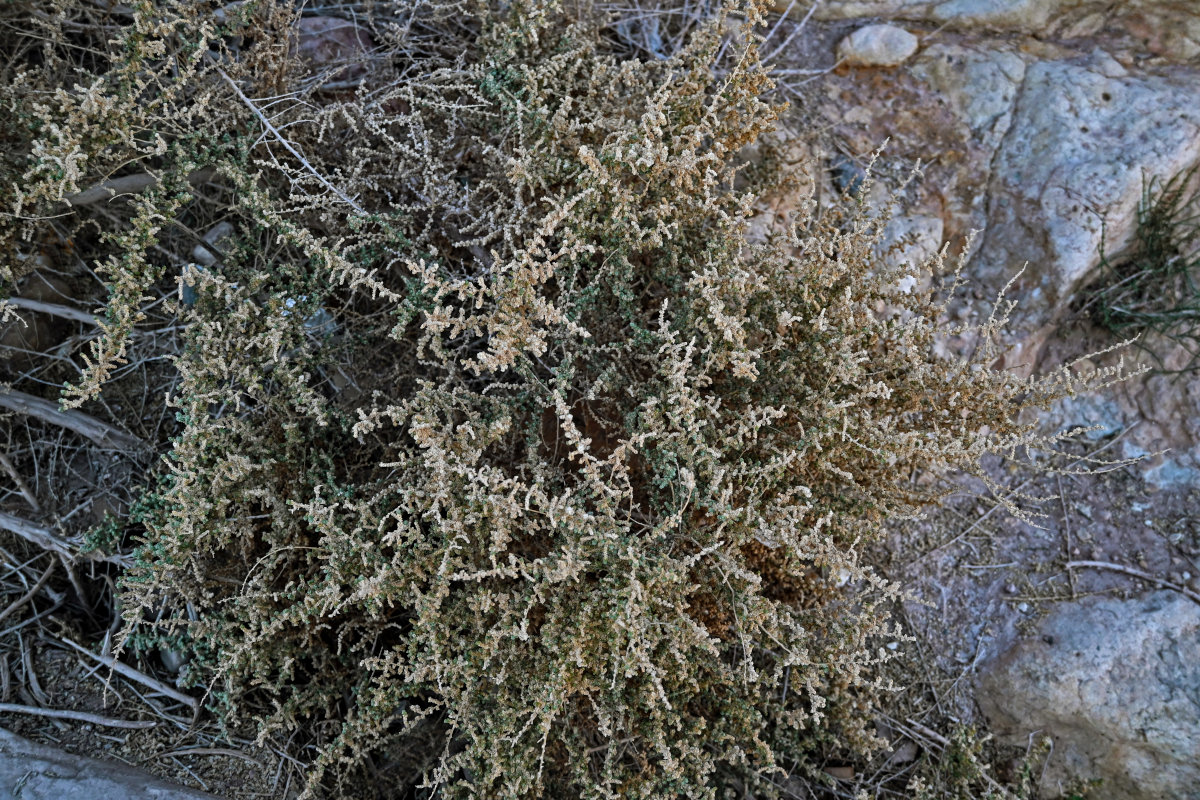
[
  {"left": 21, "top": 632, "right": 48, "bottom": 706},
  {"left": 218, "top": 69, "right": 366, "bottom": 215},
  {"left": 0, "top": 598, "right": 62, "bottom": 639},
  {"left": 1057, "top": 474, "right": 1077, "bottom": 599},
  {"left": 902, "top": 717, "right": 1014, "bottom": 798},
  {"left": 55, "top": 637, "right": 199, "bottom": 711},
  {"left": 0, "top": 701, "right": 156, "bottom": 729},
  {"left": 3, "top": 297, "right": 98, "bottom": 327},
  {"left": 1066, "top": 560, "right": 1200, "bottom": 605},
  {"left": 158, "top": 747, "right": 266, "bottom": 766},
  {"left": 902, "top": 717, "right": 948, "bottom": 747},
  {"left": 0, "top": 388, "right": 146, "bottom": 451},
  {"left": 62, "top": 168, "right": 216, "bottom": 208},
  {"left": 0, "top": 509, "right": 125, "bottom": 565},
  {"left": 0, "top": 511, "right": 78, "bottom": 560},
  {"left": 0, "top": 452, "right": 39, "bottom": 512},
  {"left": 0, "top": 561, "right": 55, "bottom": 626},
  {"left": 917, "top": 423, "right": 1140, "bottom": 561}
]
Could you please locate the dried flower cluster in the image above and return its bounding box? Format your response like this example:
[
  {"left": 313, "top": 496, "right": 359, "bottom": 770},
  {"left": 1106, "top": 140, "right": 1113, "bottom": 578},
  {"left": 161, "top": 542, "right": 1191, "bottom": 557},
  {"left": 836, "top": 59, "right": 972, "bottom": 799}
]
[{"left": 2, "top": 0, "right": 1122, "bottom": 796}]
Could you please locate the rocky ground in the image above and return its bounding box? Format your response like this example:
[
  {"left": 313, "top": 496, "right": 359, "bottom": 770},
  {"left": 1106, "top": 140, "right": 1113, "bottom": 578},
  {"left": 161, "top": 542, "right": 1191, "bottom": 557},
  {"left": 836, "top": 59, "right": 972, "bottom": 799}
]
[{"left": 781, "top": 2, "right": 1200, "bottom": 798}]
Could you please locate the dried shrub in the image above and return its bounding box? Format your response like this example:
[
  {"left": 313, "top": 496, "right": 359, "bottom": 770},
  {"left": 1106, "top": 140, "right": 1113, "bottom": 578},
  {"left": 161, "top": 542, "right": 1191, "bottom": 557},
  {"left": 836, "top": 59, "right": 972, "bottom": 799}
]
[{"left": 3, "top": 0, "right": 1124, "bottom": 797}]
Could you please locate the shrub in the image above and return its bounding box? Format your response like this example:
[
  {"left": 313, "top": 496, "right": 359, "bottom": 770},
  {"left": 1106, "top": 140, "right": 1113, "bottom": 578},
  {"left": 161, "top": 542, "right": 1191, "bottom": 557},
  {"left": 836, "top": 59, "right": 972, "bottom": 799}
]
[{"left": 5, "top": 0, "right": 1121, "bottom": 796}]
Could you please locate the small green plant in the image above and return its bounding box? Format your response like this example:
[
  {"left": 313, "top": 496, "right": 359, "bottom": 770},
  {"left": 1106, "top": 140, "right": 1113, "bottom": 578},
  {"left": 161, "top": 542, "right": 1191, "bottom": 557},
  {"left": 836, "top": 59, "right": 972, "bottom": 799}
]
[{"left": 1088, "top": 166, "right": 1200, "bottom": 370}]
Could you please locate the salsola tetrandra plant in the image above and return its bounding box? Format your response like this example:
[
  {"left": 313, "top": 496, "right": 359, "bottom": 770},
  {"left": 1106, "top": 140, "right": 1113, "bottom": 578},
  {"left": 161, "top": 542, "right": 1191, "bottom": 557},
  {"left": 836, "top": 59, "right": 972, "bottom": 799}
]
[{"left": 3, "top": 0, "right": 1130, "bottom": 796}]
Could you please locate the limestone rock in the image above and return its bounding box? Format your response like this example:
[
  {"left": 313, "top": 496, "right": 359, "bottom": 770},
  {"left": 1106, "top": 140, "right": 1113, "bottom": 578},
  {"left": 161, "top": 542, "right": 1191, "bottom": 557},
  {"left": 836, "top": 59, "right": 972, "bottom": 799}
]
[
  {"left": 977, "top": 591, "right": 1200, "bottom": 799},
  {"left": 875, "top": 213, "right": 944, "bottom": 273},
  {"left": 973, "top": 53, "right": 1200, "bottom": 350},
  {"left": 815, "top": 2, "right": 1200, "bottom": 61},
  {"left": 910, "top": 44, "right": 1025, "bottom": 149},
  {"left": 837, "top": 24, "right": 919, "bottom": 67},
  {"left": 0, "top": 728, "right": 216, "bottom": 799}
]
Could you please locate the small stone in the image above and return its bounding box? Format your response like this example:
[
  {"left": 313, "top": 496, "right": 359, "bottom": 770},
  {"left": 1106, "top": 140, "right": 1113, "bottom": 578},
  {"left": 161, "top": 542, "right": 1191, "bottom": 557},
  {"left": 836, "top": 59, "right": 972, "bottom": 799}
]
[
  {"left": 160, "top": 648, "right": 187, "bottom": 674},
  {"left": 191, "top": 221, "right": 235, "bottom": 268},
  {"left": 837, "top": 24, "right": 919, "bottom": 68},
  {"left": 886, "top": 641, "right": 900, "bottom": 650},
  {"left": 1017, "top": 602, "right": 1030, "bottom": 613},
  {"left": 1004, "top": 583, "right": 1018, "bottom": 595},
  {"left": 295, "top": 16, "right": 375, "bottom": 81},
  {"left": 830, "top": 154, "right": 866, "bottom": 197}
]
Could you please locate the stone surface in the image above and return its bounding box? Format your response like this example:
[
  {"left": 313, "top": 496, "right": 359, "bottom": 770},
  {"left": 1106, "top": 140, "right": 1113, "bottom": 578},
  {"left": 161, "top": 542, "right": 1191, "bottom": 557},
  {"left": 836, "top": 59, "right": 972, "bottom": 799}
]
[
  {"left": 0, "top": 728, "right": 216, "bottom": 799},
  {"left": 909, "top": 44, "right": 1025, "bottom": 149},
  {"left": 816, "top": 0, "right": 1200, "bottom": 59},
  {"left": 973, "top": 53, "right": 1200, "bottom": 347},
  {"left": 190, "top": 221, "right": 235, "bottom": 268},
  {"left": 874, "top": 213, "right": 943, "bottom": 274},
  {"left": 837, "top": 24, "right": 919, "bottom": 66},
  {"left": 977, "top": 591, "right": 1200, "bottom": 799}
]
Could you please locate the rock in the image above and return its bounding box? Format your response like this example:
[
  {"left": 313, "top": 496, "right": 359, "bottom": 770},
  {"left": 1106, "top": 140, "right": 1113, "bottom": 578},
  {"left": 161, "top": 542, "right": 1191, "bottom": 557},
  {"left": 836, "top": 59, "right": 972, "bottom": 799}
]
[
  {"left": 977, "top": 590, "right": 1200, "bottom": 800},
  {"left": 830, "top": 154, "right": 866, "bottom": 196},
  {"left": 1045, "top": 392, "right": 1126, "bottom": 441},
  {"left": 837, "top": 24, "right": 919, "bottom": 67},
  {"left": 0, "top": 273, "right": 76, "bottom": 365},
  {"left": 874, "top": 213, "right": 944, "bottom": 274},
  {"left": 0, "top": 727, "right": 216, "bottom": 799},
  {"left": 909, "top": 44, "right": 1026, "bottom": 149},
  {"left": 973, "top": 53, "right": 1200, "bottom": 355},
  {"left": 184, "top": 221, "right": 237, "bottom": 306},
  {"left": 190, "top": 221, "right": 235, "bottom": 268},
  {"left": 816, "top": 1, "right": 1200, "bottom": 60},
  {"left": 929, "top": 0, "right": 1058, "bottom": 28}
]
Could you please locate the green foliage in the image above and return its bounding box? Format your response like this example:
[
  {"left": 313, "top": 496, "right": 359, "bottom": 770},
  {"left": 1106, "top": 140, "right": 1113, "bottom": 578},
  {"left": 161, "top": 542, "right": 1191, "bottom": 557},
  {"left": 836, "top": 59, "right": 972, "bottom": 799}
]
[
  {"left": 6, "top": 0, "right": 1118, "bottom": 797},
  {"left": 1088, "top": 166, "right": 1200, "bottom": 370}
]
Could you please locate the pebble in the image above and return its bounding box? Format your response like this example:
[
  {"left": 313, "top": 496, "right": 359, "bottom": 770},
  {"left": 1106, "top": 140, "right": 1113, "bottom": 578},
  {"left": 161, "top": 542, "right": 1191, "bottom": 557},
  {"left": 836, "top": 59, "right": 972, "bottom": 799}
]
[
  {"left": 830, "top": 154, "right": 866, "bottom": 196},
  {"left": 837, "top": 24, "right": 919, "bottom": 68}
]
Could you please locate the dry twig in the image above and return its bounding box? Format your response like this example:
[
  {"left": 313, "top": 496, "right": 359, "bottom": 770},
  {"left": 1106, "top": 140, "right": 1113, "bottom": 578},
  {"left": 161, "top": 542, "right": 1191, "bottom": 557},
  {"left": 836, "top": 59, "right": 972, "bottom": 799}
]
[
  {"left": 0, "top": 452, "right": 39, "bottom": 512},
  {"left": 1066, "top": 560, "right": 1200, "bottom": 605},
  {"left": 3, "top": 297, "right": 99, "bottom": 327},
  {"left": 218, "top": 70, "right": 366, "bottom": 215},
  {"left": 62, "top": 168, "right": 216, "bottom": 208},
  {"left": 0, "top": 561, "right": 56, "bottom": 627},
  {"left": 0, "top": 701, "right": 156, "bottom": 729},
  {"left": 0, "top": 388, "right": 146, "bottom": 451},
  {"left": 56, "top": 636, "right": 199, "bottom": 711},
  {"left": 0, "top": 511, "right": 80, "bottom": 561}
]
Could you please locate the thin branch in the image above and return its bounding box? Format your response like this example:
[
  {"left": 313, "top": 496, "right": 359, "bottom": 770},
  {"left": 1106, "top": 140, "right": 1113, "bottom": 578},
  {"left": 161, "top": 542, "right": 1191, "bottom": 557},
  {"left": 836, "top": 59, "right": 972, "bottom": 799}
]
[
  {"left": 157, "top": 747, "right": 266, "bottom": 766},
  {"left": 0, "top": 388, "right": 146, "bottom": 451},
  {"left": 0, "top": 511, "right": 78, "bottom": 560},
  {"left": 0, "top": 452, "right": 39, "bottom": 512},
  {"left": 62, "top": 168, "right": 216, "bottom": 208},
  {"left": 3, "top": 297, "right": 98, "bottom": 327},
  {"left": 56, "top": 636, "right": 199, "bottom": 711},
  {"left": 218, "top": 69, "right": 366, "bottom": 215},
  {"left": 0, "top": 561, "right": 55, "bottom": 627},
  {"left": 0, "top": 511, "right": 126, "bottom": 565},
  {"left": 0, "top": 701, "right": 157, "bottom": 729},
  {"left": 1066, "top": 560, "right": 1200, "bottom": 605}
]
